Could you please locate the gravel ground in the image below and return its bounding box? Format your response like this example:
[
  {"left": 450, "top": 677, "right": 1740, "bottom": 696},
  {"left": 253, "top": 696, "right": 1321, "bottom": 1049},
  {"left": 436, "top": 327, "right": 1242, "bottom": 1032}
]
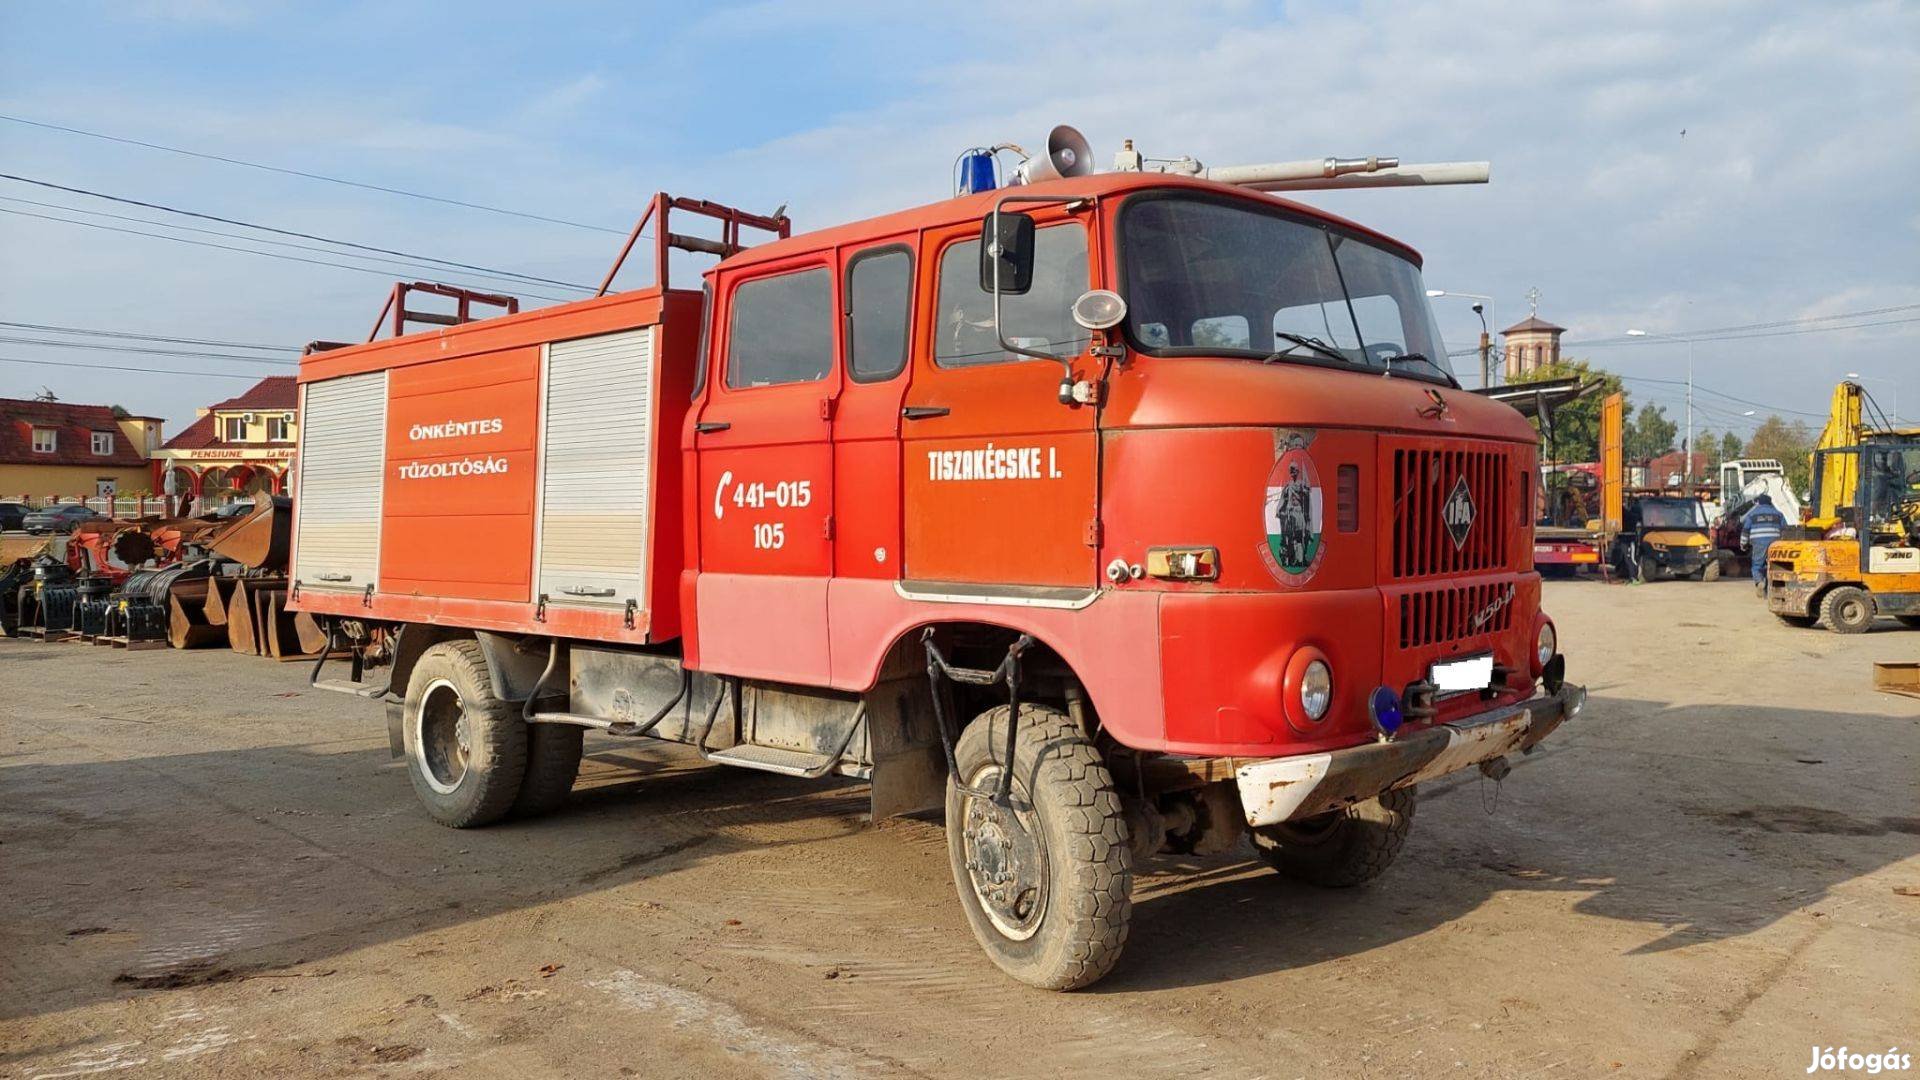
[{"left": 1, "top": 577, "right": 1916, "bottom": 1079}]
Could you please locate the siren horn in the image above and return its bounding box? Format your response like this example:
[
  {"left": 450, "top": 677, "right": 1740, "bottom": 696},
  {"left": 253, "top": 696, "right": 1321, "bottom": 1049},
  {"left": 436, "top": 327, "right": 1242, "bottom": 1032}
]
[{"left": 1012, "top": 125, "right": 1094, "bottom": 185}]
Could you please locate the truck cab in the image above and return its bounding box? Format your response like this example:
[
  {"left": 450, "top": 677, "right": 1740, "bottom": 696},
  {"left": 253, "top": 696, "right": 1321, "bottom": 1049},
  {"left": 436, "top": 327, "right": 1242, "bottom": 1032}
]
[{"left": 293, "top": 165, "right": 1582, "bottom": 992}]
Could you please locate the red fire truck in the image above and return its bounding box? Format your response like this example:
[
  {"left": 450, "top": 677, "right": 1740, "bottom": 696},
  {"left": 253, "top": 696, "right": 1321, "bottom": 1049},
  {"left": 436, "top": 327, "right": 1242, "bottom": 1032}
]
[{"left": 292, "top": 132, "right": 1583, "bottom": 990}]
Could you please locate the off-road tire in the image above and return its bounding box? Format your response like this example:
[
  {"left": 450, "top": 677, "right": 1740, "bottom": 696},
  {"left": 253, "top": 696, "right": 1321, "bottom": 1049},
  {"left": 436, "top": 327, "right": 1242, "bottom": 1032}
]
[
  {"left": 513, "top": 724, "right": 583, "bottom": 818},
  {"left": 402, "top": 640, "right": 528, "bottom": 828},
  {"left": 1248, "top": 786, "right": 1417, "bottom": 888},
  {"left": 945, "top": 704, "right": 1132, "bottom": 991},
  {"left": 1699, "top": 559, "right": 1722, "bottom": 582},
  {"left": 1820, "top": 586, "right": 1875, "bottom": 635}
]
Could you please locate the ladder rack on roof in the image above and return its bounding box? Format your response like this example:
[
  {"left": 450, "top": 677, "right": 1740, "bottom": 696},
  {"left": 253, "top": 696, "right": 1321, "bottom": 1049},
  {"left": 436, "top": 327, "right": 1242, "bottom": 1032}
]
[
  {"left": 366, "top": 281, "right": 518, "bottom": 343},
  {"left": 596, "top": 193, "right": 791, "bottom": 296}
]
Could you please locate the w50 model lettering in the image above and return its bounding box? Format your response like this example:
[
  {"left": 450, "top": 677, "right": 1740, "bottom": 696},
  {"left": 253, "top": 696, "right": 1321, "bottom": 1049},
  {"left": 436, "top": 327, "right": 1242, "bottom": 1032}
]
[{"left": 926, "top": 443, "right": 1061, "bottom": 482}]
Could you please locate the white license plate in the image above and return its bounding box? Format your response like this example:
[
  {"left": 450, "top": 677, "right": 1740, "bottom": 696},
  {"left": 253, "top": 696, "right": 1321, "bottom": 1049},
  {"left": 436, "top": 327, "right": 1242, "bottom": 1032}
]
[{"left": 1431, "top": 652, "right": 1494, "bottom": 693}]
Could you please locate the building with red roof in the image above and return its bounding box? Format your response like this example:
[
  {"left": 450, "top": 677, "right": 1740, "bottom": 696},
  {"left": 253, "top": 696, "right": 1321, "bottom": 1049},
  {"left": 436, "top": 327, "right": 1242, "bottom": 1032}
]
[
  {"left": 153, "top": 376, "right": 299, "bottom": 511},
  {"left": 0, "top": 396, "right": 165, "bottom": 500}
]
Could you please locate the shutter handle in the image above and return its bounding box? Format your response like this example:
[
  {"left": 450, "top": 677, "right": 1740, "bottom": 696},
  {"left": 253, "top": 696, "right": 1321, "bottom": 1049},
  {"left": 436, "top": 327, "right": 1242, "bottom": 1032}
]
[
  {"left": 316, "top": 572, "right": 353, "bottom": 582},
  {"left": 559, "top": 585, "right": 617, "bottom": 597}
]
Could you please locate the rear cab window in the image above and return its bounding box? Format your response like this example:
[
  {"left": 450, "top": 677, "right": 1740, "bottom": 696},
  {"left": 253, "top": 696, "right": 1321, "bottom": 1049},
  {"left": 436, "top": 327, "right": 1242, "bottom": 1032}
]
[{"left": 727, "top": 267, "right": 833, "bottom": 388}]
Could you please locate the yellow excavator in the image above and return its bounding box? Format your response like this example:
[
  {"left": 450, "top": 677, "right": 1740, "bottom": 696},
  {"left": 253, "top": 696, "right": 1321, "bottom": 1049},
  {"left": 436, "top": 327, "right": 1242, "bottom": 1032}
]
[{"left": 1764, "top": 382, "right": 1920, "bottom": 632}]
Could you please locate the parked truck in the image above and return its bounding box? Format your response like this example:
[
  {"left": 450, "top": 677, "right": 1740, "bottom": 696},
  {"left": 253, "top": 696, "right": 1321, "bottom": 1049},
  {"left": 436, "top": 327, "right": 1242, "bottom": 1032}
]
[{"left": 290, "top": 131, "right": 1583, "bottom": 990}]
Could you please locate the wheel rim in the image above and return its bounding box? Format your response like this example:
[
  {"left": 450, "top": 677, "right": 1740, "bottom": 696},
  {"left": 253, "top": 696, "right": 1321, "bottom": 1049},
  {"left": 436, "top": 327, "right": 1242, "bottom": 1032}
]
[
  {"left": 959, "top": 763, "right": 1050, "bottom": 941},
  {"left": 1840, "top": 598, "right": 1867, "bottom": 624},
  {"left": 415, "top": 678, "right": 472, "bottom": 795}
]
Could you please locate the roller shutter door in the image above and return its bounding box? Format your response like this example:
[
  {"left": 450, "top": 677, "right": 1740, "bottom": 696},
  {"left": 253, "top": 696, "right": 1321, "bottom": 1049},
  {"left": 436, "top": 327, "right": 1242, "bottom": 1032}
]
[
  {"left": 537, "top": 328, "right": 655, "bottom": 611},
  {"left": 292, "top": 372, "right": 387, "bottom": 592}
]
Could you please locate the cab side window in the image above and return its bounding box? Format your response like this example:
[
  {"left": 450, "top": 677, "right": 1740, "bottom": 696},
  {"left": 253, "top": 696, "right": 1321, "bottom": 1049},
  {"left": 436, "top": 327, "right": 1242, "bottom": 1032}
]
[
  {"left": 727, "top": 267, "right": 833, "bottom": 388},
  {"left": 934, "top": 222, "right": 1088, "bottom": 367},
  {"left": 846, "top": 248, "right": 913, "bottom": 382}
]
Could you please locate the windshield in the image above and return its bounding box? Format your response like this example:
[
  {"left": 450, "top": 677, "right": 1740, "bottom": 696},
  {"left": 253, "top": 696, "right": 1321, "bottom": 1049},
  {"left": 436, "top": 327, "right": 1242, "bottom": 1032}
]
[
  {"left": 1638, "top": 500, "right": 1706, "bottom": 528},
  {"left": 1120, "top": 194, "right": 1454, "bottom": 382}
]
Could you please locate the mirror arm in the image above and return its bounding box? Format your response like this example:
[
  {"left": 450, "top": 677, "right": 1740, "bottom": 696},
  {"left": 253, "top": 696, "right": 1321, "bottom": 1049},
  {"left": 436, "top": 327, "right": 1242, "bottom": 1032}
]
[{"left": 988, "top": 192, "right": 1092, "bottom": 375}]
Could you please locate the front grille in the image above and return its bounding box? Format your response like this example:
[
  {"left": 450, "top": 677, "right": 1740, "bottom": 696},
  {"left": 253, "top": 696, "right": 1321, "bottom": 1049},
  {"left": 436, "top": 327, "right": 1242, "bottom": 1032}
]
[
  {"left": 1398, "top": 580, "right": 1516, "bottom": 649},
  {"left": 1389, "top": 444, "right": 1512, "bottom": 579}
]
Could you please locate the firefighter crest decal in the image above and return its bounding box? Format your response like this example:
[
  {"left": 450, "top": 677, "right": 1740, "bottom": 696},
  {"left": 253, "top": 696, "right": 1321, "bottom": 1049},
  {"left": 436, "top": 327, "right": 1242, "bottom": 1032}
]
[{"left": 1260, "top": 433, "right": 1325, "bottom": 586}]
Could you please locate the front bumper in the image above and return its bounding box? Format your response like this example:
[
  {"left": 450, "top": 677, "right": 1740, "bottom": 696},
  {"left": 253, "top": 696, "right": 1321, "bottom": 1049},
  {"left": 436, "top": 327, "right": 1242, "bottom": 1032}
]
[
  {"left": 1235, "top": 683, "right": 1586, "bottom": 827},
  {"left": 1648, "top": 546, "right": 1709, "bottom": 574}
]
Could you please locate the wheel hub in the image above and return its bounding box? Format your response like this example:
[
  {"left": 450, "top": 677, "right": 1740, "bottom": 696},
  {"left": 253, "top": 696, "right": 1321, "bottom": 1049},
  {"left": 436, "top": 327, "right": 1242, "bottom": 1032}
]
[
  {"left": 416, "top": 678, "right": 471, "bottom": 795},
  {"left": 960, "top": 766, "right": 1048, "bottom": 940}
]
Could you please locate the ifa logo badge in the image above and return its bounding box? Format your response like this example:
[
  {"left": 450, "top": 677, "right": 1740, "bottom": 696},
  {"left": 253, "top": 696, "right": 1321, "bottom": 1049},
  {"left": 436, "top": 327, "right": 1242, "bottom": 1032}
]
[
  {"left": 1443, "top": 473, "right": 1476, "bottom": 549},
  {"left": 1260, "top": 433, "right": 1325, "bottom": 587}
]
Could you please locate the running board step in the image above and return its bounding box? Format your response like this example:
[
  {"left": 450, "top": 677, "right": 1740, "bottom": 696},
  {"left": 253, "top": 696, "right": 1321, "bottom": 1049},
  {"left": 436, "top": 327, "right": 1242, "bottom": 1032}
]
[
  {"left": 705, "top": 743, "right": 851, "bottom": 778},
  {"left": 699, "top": 702, "right": 869, "bottom": 780},
  {"left": 313, "top": 678, "right": 388, "bottom": 699}
]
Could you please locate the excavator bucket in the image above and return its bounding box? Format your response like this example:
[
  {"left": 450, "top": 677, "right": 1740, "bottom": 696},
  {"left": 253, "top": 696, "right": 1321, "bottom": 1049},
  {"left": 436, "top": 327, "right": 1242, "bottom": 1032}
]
[{"left": 206, "top": 496, "right": 293, "bottom": 571}]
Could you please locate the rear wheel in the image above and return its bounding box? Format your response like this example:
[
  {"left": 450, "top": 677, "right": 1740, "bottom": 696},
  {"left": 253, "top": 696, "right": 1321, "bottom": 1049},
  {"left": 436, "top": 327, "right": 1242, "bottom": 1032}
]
[
  {"left": 513, "top": 725, "right": 584, "bottom": 819},
  {"left": 1249, "top": 787, "right": 1416, "bottom": 888},
  {"left": 1820, "top": 586, "right": 1875, "bottom": 634},
  {"left": 945, "top": 704, "right": 1132, "bottom": 991},
  {"left": 402, "top": 640, "right": 528, "bottom": 828}
]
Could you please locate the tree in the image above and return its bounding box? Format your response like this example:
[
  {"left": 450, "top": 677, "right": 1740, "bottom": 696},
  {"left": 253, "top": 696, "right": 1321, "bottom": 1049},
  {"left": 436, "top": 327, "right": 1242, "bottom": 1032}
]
[
  {"left": 1720, "top": 431, "right": 1744, "bottom": 464},
  {"left": 1745, "top": 415, "right": 1817, "bottom": 495},
  {"left": 1508, "top": 357, "right": 1625, "bottom": 464},
  {"left": 1698, "top": 428, "right": 1721, "bottom": 470},
  {"left": 1626, "top": 402, "right": 1677, "bottom": 463},
  {"left": 110, "top": 405, "right": 130, "bottom": 419}
]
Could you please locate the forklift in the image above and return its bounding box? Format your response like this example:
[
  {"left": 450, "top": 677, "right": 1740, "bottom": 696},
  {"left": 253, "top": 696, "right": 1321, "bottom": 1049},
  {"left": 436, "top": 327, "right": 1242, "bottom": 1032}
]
[{"left": 1765, "top": 436, "right": 1920, "bottom": 632}]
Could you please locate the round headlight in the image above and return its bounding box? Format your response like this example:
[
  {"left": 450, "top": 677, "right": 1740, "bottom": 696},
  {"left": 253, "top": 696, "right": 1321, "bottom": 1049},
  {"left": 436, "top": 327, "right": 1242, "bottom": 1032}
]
[
  {"left": 1070, "top": 289, "right": 1128, "bottom": 331},
  {"left": 1300, "top": 659, "right": 1332, "bottom": 722},
  {"left": 1535, "top": 621, "right": 1557, "bottom": 671}
]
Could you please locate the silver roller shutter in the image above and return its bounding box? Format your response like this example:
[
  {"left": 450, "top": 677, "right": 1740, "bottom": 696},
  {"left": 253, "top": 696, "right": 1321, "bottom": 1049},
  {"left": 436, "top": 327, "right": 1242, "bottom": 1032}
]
[
  {"left": 292, "top": 372, "right": 388, "bottom": 592},
  {"left": 536, "top": 328, "right": 655, "bottom": 611}
]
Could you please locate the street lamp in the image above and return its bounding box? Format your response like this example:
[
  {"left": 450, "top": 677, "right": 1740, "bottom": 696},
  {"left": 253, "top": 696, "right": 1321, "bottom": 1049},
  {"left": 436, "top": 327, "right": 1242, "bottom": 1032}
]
[
  {"left": 1427, "top": 290, "right": 1496, "bottom": 388},
  {"left": 1628, "top": 328, "right": 1697, "bottom": 494}
]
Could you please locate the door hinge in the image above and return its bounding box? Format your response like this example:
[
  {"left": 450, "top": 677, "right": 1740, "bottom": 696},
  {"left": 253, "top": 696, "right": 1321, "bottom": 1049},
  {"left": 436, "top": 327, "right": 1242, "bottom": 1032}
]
[
  {"left": 1083, "top": 519, "right": 1103, "bottom": 547},
  {"left": 823, "top": 514, "right": 835, "bottom": 540},
  {"left": 819, "top": 397, "right": 837, "bottom": 421}
]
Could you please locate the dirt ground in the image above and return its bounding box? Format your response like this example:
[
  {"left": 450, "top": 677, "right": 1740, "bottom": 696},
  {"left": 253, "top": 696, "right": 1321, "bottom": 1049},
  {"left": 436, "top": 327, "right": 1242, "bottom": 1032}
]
[{"left": 1, "top": 577, "right": 1916, "bottom": 1079}]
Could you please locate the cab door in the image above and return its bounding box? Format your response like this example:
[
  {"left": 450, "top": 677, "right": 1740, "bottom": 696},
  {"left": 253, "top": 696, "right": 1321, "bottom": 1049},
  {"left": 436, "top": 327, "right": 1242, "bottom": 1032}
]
[
  {"left": 692, "top": 257, "right": 839, "bottom": 682},
  {"left": 900, "top": 215, "right": 1100, "bottom": 590}
]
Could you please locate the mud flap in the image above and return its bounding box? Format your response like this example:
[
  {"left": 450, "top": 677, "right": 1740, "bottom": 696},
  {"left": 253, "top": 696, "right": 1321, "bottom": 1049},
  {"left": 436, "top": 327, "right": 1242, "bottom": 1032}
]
[{"left": 386, "top": 700, "right": 406, "bottom": 760}]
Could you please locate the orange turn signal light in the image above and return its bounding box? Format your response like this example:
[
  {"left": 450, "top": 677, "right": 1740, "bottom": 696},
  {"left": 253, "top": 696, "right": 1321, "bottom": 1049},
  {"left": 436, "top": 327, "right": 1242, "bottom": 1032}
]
[{"left": 1145, "top": 546, "right": 1218, "bottom": 581}]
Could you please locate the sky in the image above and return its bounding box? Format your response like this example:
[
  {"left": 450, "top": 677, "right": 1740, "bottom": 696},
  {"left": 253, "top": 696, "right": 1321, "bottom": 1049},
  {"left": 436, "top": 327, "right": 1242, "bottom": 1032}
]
[{"left": 1, "top": 0, "right": 1915, "bottom": 446}]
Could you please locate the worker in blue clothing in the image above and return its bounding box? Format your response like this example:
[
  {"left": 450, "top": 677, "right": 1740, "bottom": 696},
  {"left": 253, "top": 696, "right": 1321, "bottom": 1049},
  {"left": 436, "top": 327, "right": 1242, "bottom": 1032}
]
[{"left": 1741, "top": 494, "right": 1789, "bottom": 591}]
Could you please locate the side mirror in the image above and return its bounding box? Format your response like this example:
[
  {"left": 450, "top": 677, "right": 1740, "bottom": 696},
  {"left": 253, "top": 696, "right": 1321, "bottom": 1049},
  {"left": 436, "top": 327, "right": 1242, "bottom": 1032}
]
[
  {"left": 979, "top": 210, "right": 1035, "bottom": 295},
  {"left": 1071, "top": 290, "right": 1127, "bottom": 331}
]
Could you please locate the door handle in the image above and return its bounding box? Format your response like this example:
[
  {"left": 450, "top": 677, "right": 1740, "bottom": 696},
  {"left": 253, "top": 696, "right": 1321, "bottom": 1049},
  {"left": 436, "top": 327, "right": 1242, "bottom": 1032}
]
[
  {"left": 695, "top": 421, "right": 732, "bottom": 433},
  {"left": 901, "top": 405, "right": 950, "bottom": 420}
]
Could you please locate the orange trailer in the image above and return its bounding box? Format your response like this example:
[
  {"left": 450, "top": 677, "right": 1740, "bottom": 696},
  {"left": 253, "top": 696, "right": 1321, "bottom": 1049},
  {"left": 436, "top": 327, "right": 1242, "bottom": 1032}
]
[{"left": 294, "top": 145, "right": 1583, "bottom": 989}]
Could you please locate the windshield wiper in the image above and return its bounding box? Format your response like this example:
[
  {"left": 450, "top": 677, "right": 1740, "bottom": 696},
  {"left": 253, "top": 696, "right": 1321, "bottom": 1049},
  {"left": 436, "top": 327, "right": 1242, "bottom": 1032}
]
[
  {"left": 1264, "top": 332, "right": 1350, "bottom": 366},
  {"left": 1380, "top": 352, "right": 1457, "bottom": 385}
]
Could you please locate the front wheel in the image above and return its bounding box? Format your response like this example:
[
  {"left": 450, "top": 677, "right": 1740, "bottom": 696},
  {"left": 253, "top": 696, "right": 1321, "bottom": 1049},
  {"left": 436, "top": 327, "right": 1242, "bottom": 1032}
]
[
  {"left": 1699, "top": 559, "right": 1722, "bottom": 582},
  {"left": 1249, "top": 787, "right": 1416, "bottom": 888},
  {"left": 1820, "top": 586, "right": 1876, "bottom": 634},
  {"left": 945, "top": 704, "right": 1132, "bottom": 991}
]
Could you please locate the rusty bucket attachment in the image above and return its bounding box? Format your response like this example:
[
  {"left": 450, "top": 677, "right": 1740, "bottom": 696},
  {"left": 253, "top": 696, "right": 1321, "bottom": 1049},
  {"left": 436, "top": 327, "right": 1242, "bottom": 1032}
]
[{"left": 206, "top": 497, "right": 292, "bottom": 572}]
